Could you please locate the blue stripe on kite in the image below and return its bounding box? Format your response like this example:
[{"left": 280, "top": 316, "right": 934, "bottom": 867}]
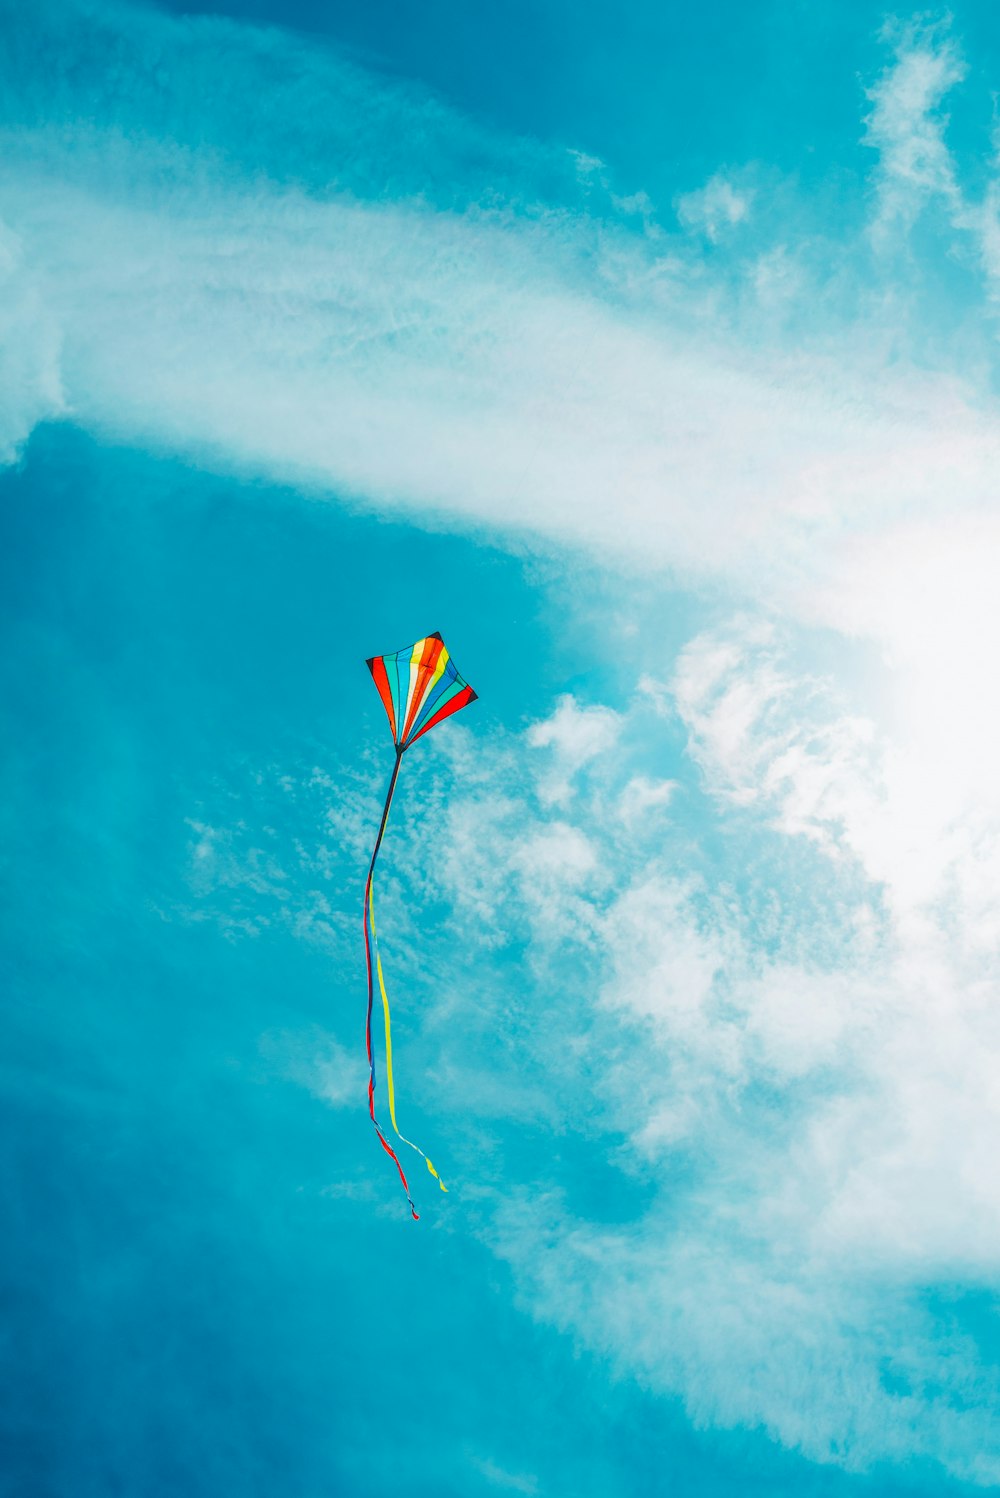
[
  {"left": 408, "top": 671, "right": 466, "bottom": 742},
  {"left": 396, "top": 649, "right": 415, "bottom": 736},
  {"left": 409, "top": 663, "right": 459, "bottom": 734},
  {"left": 409, "top": 673, "right": 456, "bottom": 733}
]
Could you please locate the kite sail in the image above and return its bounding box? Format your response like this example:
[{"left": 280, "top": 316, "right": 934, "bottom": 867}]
[{"left": 363, "top": 632, "right": 477, "bottom": 1219}]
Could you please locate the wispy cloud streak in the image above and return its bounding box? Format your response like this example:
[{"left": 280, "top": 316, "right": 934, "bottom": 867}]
[{"left": 1, "top": 1, "right": 999, "bottom": 632}]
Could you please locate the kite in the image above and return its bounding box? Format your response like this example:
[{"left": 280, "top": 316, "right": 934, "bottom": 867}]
[{"left": 363, "top": 631, "right": 477, "bottom": 1219}]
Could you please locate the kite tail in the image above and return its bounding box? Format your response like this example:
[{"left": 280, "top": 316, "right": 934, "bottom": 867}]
[
  {"left": 368, "top": 886, "right": 447, "bottom": 1193},
  {"left": 364, "top": 752, "right": 419, "bottom": 1220}
]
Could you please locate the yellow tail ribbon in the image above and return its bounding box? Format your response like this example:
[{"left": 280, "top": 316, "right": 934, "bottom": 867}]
[{"left": 369, "top": 885, "right": 447, "bottom": 1192}]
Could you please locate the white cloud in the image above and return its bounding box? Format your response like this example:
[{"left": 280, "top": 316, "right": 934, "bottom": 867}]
[
  {"left": 863, "top": 21, "right": 1000, "bottom": 309},
  {"left": 1, "top": 2, "right": 1000, "bottom": 638},
  {"left": 972, "top": 166, "right": 1000, "bottom": 292},
  {"left": 864, "top": 20, "right": 966, "bottom": 235},
  {"left": 494, "top": 1187, "right": 1000, "bottom": 1478},
  {"left": 468, "top": 1453, "right": 539, "bottom": 1495},
  {"left": 526, "top": 695, "right": 621, "bottom": 806},
  {"left": 260, "top": 1027, "right": 362, "bottom": 1110},
  {"left": 458, "top": 674, "right": 1000, "bottom": 1480},
  {"left": 328, "top": 640, "right": 1000, "bottom": 1480},
  {"left": 0, "top": 218, "right": 63, "bottom": 462},
  {"left": 181, "top": 657, "right": 1000, "bottom": 1480},
  {"left": 671, "top": 623, "right": 881, "bottom": 854},
  {"left": 617, "top": 774, "right": 676, "bottom": 826},
  {"left": 675, "top": 173, "right": 753, "bottom": 241}
]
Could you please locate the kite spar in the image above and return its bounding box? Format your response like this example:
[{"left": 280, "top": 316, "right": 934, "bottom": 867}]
[{"left": 363, "top": 632, "right": 477, "bottom": 1219}]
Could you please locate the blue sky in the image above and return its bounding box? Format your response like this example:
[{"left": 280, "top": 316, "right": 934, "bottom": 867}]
[{"left": 3, "top": 1, "right": 1000, "bottom": 1494}]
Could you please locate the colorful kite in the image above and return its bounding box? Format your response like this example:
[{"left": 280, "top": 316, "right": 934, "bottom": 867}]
[{"left": 364, "top": 632, "right": 477, "bottom": 1219}]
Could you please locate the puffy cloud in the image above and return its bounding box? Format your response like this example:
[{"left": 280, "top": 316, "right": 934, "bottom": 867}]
[
  {"left": 181, "top": 636, "right": 1000, "bottom": 1479},
  {"left": 475, "top": 662, "right": 1000, "bottom": 1480},
  {"left": 527, "top": 696, "right": 622, "bottom": 806},
  {"left": 617, "top": 774, "right": 676, "bottom": 826}
]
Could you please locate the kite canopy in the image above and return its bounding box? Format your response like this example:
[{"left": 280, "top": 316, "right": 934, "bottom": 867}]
[{"left": 366, "top": 631, "right": 477, "bottom": 752}]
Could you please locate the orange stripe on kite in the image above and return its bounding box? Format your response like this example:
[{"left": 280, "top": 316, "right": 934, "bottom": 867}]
[
  {"left": 367, "top": 655, "right": 397, "bottom": 742},
  {"left": 401, "top": 634, "right": 445, "bottom": 744},
  {"left": 408, "top": 684, "right": 477, "bottom": 746},
  {"left": 409, "top": 634, "right": 444, "bottom": 734}
]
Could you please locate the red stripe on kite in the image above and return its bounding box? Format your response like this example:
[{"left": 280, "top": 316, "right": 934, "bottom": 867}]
[
  {"left": 368, "top": 656, "right": 397, "bottom": 742},
  {"left": 407, "top": 685, "right": 477, "bottom": 746}
]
